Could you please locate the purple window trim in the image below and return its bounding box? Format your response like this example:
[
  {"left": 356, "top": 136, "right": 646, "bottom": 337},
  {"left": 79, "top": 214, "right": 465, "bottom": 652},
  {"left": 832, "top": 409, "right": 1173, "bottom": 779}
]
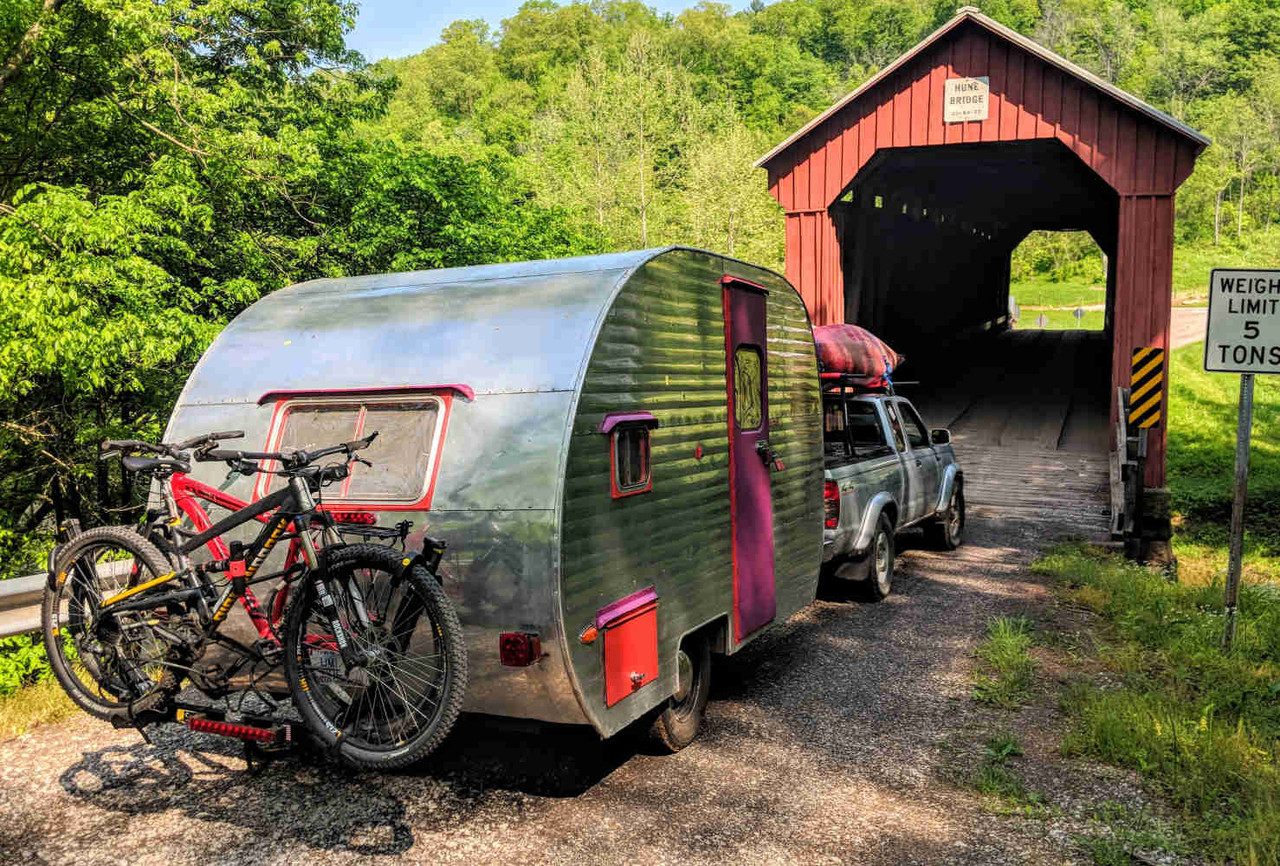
[
  {"left": 597, "top": 411, "right": 659, "bottom": 435},
  {"left": 595, "top": 585, "right": 658, "bottom": 629},
  {"left": 257, "top": 384, "right": 476, "bottom": 405}
]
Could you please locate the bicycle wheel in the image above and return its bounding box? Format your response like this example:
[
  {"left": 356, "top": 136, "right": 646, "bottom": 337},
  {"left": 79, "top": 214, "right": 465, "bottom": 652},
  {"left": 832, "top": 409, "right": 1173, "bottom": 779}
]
[
  {"left": 41, "top": 526, "right": 179, "bottom": 721},
  {"left": 283, "top": 544, "right": 467, "bottom": 770}
]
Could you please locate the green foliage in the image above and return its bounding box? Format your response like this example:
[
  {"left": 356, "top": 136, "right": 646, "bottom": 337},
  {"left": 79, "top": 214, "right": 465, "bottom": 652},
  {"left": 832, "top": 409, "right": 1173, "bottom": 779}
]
[
  {"left": 0, "top": 634, "right": 52, "bottom": 696},
  {"left": 0, "top": 0, "right": 604, "bottom": 577},
  {"left": 1035, "top": 544, "right": 1280, "bottom": 863},
  {"left": 973, "top": 615, "right": 1037, "bottom": 707}
]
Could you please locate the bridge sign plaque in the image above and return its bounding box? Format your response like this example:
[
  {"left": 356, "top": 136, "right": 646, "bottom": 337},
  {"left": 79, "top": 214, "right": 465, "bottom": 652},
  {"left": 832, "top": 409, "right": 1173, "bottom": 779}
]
[{"left": 943, "top": 76, "right": 989, "bottom": 123}]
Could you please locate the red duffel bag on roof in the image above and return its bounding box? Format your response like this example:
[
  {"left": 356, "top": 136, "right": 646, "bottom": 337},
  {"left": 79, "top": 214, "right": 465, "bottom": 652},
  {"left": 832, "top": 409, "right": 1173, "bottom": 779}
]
[{"left": 813, "top": 324, "right": 903, "bottom": 386}]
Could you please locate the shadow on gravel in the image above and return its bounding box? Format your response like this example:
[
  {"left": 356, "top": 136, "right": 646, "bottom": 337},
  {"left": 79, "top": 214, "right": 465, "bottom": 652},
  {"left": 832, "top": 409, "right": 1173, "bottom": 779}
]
[
  {"left": 58, "top": 726, "right": 414, "bottom": 855},
  {"left": 409, "top": 713, "right": 635, "bottom": 797}
]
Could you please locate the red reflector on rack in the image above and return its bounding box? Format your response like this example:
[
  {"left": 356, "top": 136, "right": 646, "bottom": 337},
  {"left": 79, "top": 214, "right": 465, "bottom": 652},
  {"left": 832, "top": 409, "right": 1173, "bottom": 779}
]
[
  {"left": 186, "top": 716, "right": 285, "bottom": 743},
  {"left": 499, "top": 632, "right": 542, "bottom": 666},
  {"left": 328, "top": 511, "right": 377, "bottom": 525}
]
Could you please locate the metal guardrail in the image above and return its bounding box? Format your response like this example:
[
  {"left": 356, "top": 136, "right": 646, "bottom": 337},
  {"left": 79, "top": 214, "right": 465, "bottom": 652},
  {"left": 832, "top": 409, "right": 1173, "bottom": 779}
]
[
  {"left": 0, "top": 572, "right": 46, "bottom": 639},
  {"left": 1, "top": 560, "right": 134, "bottom": 638}
]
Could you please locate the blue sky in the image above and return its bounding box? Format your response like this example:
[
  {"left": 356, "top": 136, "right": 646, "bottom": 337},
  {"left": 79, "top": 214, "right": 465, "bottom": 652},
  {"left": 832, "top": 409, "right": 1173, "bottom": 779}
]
[{"left": 347, "top": 1, "right": 731, "bottom": 61}]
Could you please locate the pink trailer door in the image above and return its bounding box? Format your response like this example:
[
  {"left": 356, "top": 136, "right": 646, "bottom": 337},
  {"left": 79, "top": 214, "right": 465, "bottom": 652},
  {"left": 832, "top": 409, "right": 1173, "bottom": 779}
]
[{"left": 723, "top": 278, "right": 777, "bottom": 641}]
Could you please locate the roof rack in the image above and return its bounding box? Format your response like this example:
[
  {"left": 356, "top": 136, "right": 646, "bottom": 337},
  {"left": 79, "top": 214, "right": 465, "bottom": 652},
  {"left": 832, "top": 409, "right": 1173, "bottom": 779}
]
[{"left": 819, "top": 370, "right": 895, "bottom": 397}]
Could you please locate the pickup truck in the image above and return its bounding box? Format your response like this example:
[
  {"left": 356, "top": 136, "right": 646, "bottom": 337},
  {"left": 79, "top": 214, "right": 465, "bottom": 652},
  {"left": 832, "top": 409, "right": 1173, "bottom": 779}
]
[{"left": 821, "top": 389, "right": 964, "bottom": 600}]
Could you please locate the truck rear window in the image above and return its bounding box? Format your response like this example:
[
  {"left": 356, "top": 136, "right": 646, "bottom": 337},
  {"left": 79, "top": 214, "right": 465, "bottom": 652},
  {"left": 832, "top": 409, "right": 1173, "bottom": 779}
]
[
  {"left": 824, "top": 399, "right": 892, "bottom": 462},
  {"left": 262, "top": 398, "right": 444, "bottom": 503}
]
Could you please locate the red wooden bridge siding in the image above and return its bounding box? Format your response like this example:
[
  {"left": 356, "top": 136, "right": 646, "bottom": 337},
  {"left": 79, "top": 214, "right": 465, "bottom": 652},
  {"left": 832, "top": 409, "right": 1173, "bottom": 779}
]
[{"left": 761, "top": 11, "right": 1205, "bottom": 486}]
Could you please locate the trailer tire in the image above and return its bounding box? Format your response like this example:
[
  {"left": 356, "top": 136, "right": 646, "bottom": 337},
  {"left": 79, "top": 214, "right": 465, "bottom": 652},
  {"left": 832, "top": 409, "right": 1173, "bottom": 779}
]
[
  {"left": 860, "top": 514, "right": 895, "bottom": 601},
  {"left": 927, "top": 483, "right": 965, "bottom": 551},
  {"left": 649, "top": 634, "right": 711, "bottom": 753}
]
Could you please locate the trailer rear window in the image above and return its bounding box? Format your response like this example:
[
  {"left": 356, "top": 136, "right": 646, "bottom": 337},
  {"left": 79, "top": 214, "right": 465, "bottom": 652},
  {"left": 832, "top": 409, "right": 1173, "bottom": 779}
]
[{"left": 262, "top": 398, "right": 444, "bottom": 503}]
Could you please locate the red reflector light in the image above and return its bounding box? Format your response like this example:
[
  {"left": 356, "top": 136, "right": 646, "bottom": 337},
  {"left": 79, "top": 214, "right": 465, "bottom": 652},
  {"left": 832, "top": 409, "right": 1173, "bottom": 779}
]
[
  {"left": 329, "top": 510, "right": 377, "bottom": 525},
  {"left": 186, "top": 716, "right": 285, "bottom": 743},
  {"left": 824, "top": 480, "right": 840, "bottom": 529},
  {"left": 499, "top": 632, "right": 542, "bottom": 666}
]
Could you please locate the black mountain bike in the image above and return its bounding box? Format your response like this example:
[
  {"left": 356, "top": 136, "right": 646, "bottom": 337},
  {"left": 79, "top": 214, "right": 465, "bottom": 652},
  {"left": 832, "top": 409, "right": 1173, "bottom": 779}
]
[{"left": 42, "top": 430, "right": 467, "bottom": 770}]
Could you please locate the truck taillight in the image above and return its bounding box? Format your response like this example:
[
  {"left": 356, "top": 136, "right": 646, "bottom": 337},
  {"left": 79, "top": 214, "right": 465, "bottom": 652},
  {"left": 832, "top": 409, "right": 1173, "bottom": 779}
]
[{"left": 824, "top": 480, "right": 840, "bottom": 529}]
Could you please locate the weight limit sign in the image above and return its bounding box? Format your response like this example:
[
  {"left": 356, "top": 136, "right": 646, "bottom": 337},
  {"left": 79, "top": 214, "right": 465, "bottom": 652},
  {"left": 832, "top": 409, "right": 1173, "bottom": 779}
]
[
  {"left": 1205, "top": 268, "right": 1280, "bottom": 373},
  {"left": 1129, "top": 347, "right": 1165, "bottom": 428}
]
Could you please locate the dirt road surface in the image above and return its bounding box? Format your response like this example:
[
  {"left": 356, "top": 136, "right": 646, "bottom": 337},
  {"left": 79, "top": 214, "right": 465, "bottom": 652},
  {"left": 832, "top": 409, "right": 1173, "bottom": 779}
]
[{"left": 1, "top": 477, "right": 1168, "bottom": 866}]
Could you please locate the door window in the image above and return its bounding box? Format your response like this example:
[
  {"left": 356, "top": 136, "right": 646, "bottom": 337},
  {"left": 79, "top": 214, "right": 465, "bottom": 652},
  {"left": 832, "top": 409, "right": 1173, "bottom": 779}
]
[
  {"left": 733, "top": 346, "right": 764, "bottom": 430},
  {"left": 898, "top": 402, "right": 932, "bottom": 450}
]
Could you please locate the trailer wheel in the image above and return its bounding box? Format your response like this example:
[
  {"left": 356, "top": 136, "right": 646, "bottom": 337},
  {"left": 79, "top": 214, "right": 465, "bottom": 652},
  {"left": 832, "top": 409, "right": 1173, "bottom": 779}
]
[
  {"left": 860, "top": 514, "right": 896, "bottom": 601},
  {"left": 649, "top": 635, "right": 711, "bottom": 753},
  {"left": 926, "top": 483, "right": 965, "bottom": 551}
]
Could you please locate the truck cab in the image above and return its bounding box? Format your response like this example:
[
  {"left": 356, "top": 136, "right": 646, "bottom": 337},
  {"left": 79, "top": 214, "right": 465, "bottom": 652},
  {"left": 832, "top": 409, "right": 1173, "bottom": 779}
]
[{"left": 821, "top": 388, "right": 964, "bottom": 599}]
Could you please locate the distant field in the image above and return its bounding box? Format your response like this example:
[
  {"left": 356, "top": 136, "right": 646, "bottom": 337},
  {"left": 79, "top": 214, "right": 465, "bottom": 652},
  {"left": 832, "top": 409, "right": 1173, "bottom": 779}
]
[
  {"left": 1008, "top": 275, "right": 1104, "bottom": 309},
  {"left": 1014, "top": 307, "right": 1104, "bottom": 330}
]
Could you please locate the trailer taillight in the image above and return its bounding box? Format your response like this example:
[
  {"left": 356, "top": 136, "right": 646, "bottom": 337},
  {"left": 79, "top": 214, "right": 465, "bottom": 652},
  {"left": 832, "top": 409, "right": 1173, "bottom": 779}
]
[
  {"left": 824, "top": 481, "right": 840, "bottom": 529},
  {"left": 499, "top": 632, "right": 542, "bottom": 666}
]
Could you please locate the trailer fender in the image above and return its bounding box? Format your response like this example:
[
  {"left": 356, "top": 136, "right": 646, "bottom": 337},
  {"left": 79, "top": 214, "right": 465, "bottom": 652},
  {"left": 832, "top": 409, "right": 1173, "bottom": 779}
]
[
  {"left": 852, "top": 492, "right": 898, "bottom": 556},
  {"left": 934, "top": 465, "right": 963, "bottom": 515}
]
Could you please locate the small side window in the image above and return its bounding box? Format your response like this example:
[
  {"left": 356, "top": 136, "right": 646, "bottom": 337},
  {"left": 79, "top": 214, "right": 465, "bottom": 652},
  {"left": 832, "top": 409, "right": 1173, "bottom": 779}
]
[{"left": 611, "top": 424, "right": 652, "bottom": 498}]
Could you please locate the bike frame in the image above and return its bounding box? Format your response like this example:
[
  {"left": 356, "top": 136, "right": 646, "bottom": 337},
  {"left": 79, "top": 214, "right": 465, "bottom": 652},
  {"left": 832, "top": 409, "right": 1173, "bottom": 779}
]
[{"left": 160, "top": 471, "right": 332, "bottom": 645}]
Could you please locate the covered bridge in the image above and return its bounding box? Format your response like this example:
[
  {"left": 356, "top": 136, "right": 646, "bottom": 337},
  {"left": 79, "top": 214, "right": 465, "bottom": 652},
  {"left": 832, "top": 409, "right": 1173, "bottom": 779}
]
[{"left": 758, "top": 6, "right": 1207, "bottom": 490}]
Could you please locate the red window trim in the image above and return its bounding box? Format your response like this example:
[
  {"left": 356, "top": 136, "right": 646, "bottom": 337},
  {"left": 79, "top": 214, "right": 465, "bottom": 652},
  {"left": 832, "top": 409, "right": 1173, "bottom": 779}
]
[
  {"left": 255, "top": 389, "right": 455, "bottom": 512},
  {"left": 256, "top": 384, "right": 475, "bottom": 405},
  {"left": 609, "top": 423, "right": 653, "bottom": 500}
]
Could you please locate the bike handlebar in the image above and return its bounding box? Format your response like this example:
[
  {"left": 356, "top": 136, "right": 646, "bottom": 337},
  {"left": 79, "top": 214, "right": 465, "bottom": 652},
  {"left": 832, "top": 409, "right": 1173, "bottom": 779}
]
[
  {"left": 198, "top": 431, "right": 378, "bottom": 470},
  {"left": 101, "top": 430, "right": 245, "bottom": 460}
]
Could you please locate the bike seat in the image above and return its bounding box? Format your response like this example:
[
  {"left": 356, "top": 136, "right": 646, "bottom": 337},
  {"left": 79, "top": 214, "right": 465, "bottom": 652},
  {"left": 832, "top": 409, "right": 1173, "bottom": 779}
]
[{"left": 122, "top": 455, "right": 189, "bottom": 473}]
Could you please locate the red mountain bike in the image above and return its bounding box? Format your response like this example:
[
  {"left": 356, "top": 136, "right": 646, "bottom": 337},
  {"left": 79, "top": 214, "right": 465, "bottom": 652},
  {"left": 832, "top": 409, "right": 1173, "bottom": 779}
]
[{"left": 41, "top": 430, "right": 467, "bottom": 770}]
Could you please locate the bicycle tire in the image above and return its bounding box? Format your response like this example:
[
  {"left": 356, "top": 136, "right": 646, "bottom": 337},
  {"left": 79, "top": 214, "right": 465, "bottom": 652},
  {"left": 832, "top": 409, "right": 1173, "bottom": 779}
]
[
  {"left": 282, "top": 544, "right": 467, "bottom": 770},
  {"left": 41, "top": 526, "right": 179, "bottom": 722}
]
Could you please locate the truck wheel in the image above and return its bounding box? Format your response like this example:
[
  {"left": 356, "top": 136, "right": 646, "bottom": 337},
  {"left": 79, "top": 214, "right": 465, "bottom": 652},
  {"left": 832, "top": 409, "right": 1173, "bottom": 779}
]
[
  {"left": 649, "top": 634, "right": 711, "bottom": 753},
  {"left": 860, "top": 514, "right": 895, "bottom": 602},
  {"left": 927, "top": 484, "right": 965, "bottom": 551}
]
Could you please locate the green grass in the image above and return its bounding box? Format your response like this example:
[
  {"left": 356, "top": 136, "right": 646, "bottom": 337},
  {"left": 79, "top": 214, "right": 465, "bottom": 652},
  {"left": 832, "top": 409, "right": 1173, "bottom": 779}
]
[
  {"left": 1167, "top": 342, "right": 1280, "bottom": 580},
  {"left": 965, "top": 730, "right": 1050, "bottom": 817},
  {"left": 1010, "top": 274, "right": 1106, "bottom": 309},
  {"left": 0, "top": 678, "right": 75, "bottom": 740},
  {"left": 973, "top": 615, "right": 1037, "bottom": 708},
  {"left": 1034, "top": 544, "right": 1280, "bottom": 864}
]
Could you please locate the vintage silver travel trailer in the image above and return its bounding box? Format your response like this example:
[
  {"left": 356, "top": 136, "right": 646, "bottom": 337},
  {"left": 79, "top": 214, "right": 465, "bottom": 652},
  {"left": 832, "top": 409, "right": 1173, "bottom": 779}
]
[{"left": 164, "top": 247, "right": 823, "bottom": 746}]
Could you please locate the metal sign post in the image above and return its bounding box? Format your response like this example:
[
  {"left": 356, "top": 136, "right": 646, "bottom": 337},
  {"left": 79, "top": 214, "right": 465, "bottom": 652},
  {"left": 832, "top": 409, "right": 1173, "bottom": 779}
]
[{"left": 1205, "top": 268, "right": 1280, "bottom": 651}]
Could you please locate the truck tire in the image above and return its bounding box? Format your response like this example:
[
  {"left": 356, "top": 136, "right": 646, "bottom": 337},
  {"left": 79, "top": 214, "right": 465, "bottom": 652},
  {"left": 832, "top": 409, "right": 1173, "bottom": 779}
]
[
  {"left": 927, "top": 483, "right": 965, "bottom": 551},
  {"left": 649, "top": 634, "right": 711, "bottom": 753},
  {"left": 860, "top": 514, "right": 896, "bottom": 601}
]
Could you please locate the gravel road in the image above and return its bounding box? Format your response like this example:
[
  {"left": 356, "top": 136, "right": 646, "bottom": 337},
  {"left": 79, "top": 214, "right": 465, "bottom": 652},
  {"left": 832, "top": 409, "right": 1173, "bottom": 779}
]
[{"left": 0, "top": 512, "right": 1166, "bottom": 866}]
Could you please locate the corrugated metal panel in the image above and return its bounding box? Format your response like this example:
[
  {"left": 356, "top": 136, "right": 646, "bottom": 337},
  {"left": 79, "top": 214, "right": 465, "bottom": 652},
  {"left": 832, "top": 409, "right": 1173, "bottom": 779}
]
[{"left": 559, "top": 249, "right": 822, "bottom": 737}]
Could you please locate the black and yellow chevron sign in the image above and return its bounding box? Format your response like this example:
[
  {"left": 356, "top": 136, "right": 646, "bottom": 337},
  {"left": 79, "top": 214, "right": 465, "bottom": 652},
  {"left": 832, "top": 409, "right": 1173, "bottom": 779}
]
[{"left": 1129, "top": 347, "right": 1165, "bottom": 428}]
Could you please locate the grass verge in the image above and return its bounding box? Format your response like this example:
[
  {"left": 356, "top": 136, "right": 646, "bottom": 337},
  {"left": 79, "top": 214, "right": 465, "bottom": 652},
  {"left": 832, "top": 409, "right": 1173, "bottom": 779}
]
[
  {"left": 1034, "top": 544, "right": 1280, "bottom": 865},
  {"left": 0, "top": 677, "right": 75, "bottom": 740},
  {"left": 964, "top": 730, "right": 1050, "bottom": 817},
  {"left": 973, "top": 615, "right": 1037, "bottom": 708}
]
